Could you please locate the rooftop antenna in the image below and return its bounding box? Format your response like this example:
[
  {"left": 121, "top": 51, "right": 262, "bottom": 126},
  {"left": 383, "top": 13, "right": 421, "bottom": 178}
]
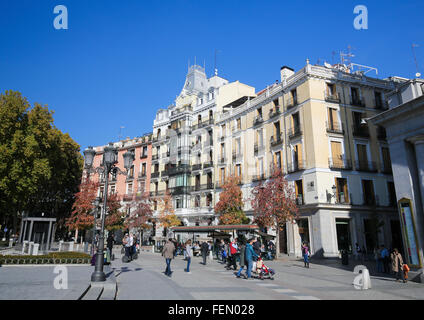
[
  {"left": 412, "top": 43, "right": 421, "bottom": 78},
  {"left": 331, "top": 51, "right": 337, "bottom": 65},
  {"left": 340, "top": 45, "right": 355, "bottom": 67},
  {"left": 119, "top": 126, "right": 125, "bottom": 141}
]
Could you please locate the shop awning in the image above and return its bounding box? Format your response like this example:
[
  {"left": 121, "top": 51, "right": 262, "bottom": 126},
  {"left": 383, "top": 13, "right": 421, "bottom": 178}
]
[
  {"left": 254, "top": 230, "right": 276, "bottom": 239},
  {"left": 171, "top": 224, "right": 260, "bottom": 233}
]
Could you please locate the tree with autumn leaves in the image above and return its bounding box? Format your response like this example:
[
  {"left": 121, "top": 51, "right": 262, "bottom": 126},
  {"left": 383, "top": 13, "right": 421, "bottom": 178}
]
[
  {"left": 158, "top": 192, "right": 181, "bottom": 237},
  {"left": 215, "top": 175, "right": 249, "bottom": 225},
  {"left": 66, "top": 179, "right": 124, "bottom": 241},
  {"left": 251, "top": 167, "right": 299, "bottom": 257},
  {"left": 123, "top": 192, "right": 153, "bottom": 233}
]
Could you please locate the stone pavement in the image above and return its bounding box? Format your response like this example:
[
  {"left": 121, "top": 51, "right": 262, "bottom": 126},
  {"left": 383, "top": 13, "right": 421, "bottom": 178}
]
[
  {"left": 0, "top": 265, "right": 92, "bottom": 300},
  {"left": 112, "top": 250, "right": 424, "bottom": 300}
]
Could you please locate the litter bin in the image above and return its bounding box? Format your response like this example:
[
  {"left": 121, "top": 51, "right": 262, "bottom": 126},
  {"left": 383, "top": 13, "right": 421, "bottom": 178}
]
[{"left": 341, "top": 250, "right": 349, "bottom": 265}]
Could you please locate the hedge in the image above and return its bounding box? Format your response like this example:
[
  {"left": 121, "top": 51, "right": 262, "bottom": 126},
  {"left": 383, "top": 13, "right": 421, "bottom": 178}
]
[{"left": 0, "top": 251, "right": 91, "bottom": 265}]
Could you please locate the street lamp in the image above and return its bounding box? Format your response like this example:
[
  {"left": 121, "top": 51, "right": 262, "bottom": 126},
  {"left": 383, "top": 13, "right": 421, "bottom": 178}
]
[
  {"left": 91, "top": 197, "right": 101, "bottom": 256},
  {"left": 83, "top": 143, "right": 134, "bottom": 282}
]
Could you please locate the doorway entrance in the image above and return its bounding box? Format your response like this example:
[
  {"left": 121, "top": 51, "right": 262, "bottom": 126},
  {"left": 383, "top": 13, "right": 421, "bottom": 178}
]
[
  {"left": 336, "top": 218, "right": 352, "bottom": 253},
  {"left": 279, "top": 226, "right": 287, "bottom": 254}
]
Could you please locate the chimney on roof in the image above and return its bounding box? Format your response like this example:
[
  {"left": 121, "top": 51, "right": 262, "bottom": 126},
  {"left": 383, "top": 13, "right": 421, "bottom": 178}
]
[{"left": 280, "top": 66, "right": 295, "bottom": 86}]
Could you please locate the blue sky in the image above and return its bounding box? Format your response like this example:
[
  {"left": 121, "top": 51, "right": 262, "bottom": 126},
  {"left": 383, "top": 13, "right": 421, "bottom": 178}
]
[{"left": 0, "top": 0, "right": 423, "bottom": 152}]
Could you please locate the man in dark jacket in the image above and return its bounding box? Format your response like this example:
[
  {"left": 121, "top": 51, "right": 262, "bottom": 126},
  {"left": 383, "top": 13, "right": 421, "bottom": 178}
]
[
  {"left": 252, "top": 238, "right": 261, "bottom": 272},
  {"left": 106, "top": 233, "right": 114, "bottom": 261},
  {"left": 236, "top": 239, "right": 246, "bottom": 278},
  {"left": 201, "top": 241, "right": 209, "bottom": 265}
]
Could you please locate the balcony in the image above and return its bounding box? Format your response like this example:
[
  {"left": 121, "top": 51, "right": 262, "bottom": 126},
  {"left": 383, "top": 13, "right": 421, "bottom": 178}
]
[
  {"left": 254, "top": 143, "right": 265, "bottom": 156},
  {"left": 140, "top": 153, "right": 148, "bottom": 159},
  {"left": 324, "top": 91, "right": 341, "bottom": 103},
  {"left": 253, "top": 116, "right": 264, "bottom": 126},
  {"left": 162, "top": 151, "right": 170, "bottom": 158},
  {"left": 151, "top": 171, "right": 160, "bottom": 179},
  {"left": 169, "top": 186, "right": 190, "bottom": 195},
  {"left": 269, "top": 107, "right": 281, "bottom": 119},
  {"left": 288, "top": 126, "right": 302, "bottom": 139},
  {"left": 328, "top": 157, "right": 353, "bottom": 170},
  {"left": 192, "top": 118, "right": 215, "bottom": 130},
  {"left": 287, "top": 160, "right": 305, "bottom": 173},
  {"left": 352, "top": 125, "right": 370, "bottom": 138},
  {"left": 192, "top": 164, "right": 202, "bottom": 171},
  {"left": 161, "top": 169, "right": 169, "bottom": 177},
  {"left": 232, "top": 151, "right": 242, "bottom": 161},
  {"left": 296, "top": 195, "right": 304, "bottom": 206},
  {"left": 252, "top": 173, "right": 267, "bottom": 182},
  {"left": 326, "top": 121, "right": 344, "bottom": 135},
  {"left": 350, "top": 96, "right": 365, "bottom": 108},
  {"left": 356, "top": 160, "right": 377, "bottom": 173},
  {"left": 374, "top": 99, "right": 389, "bottom": 110},
  {"left": 270, "top": 134, "right": 283, "bottom": 147},
  {"left": 218, "top": 157, "right": 226, "bottom": 164},
  {"left": 126, "top": 174, "right": 134, "bottom": 182},
  {"left": 168, "top": 164, "right": 191, "bottom": 176},
  {"left": 138, "top": 172, "right": 146, "bottom": 179},
  {"left": 149, "top": 190, "right": 165, "bottom": 198},
  {"left": 203, "top": 162, "right": 214, "bottom": 170},
  {"left": 286, "top": 97, "right": 298, "bottom": 110}
]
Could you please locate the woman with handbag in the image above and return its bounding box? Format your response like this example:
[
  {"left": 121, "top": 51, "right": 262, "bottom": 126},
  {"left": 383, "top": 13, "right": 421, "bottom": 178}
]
[{"left": 391, "top": 248, "right": 406, "bottom": 283}]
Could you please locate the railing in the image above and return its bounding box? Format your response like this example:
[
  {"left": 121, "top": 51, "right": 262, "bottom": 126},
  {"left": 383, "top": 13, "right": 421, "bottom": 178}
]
[
  {"left": 374, "top": 99, "right": 389, "bottom": 110},
  {"left": 326, "top": 121, "right": 344, "bottom": 134},
  {"left": 203, "top": 162, "right": 213, "bottom": 169},
  {"left": 218, "top": 157, "right": 226, "bottom": 164},
  {"left": 126, "top": 174, "right": 134, "bottom": 182},
  {"left": 192, "top": 164, "right": 202, "bottom": 171},
  {"left": 253, "top": 116, "right": 264, "bottom": 126},
  {"left": 168, "top": 164, "right": 191, "bottom": 176},
  {"left": 350, "top": 96, "right": 365, "bottom": 107},
  {"left": 296, "top": 195, "right": 304, "bottom": 206},
  {"left": 352, "top": 125, "right": 370, "bottom": 138},
  {"left": 356, "top": 160, "right": 377, "bottom": 172},
  {"left": 140, "top": 153, "right": 148, "bottom": 159},
  {"left": 288, "top": 126, "right": 302, "bottom": 139},
  {"left": 169, "top": 186, "right": 190, "bottom": 195},
  {"left": 191, "top": 183, "right": 214, "bottom": 192},
  {"left": 123, "top": 193, "right": 134, "bottom": 202},
  {"left": 254, "top": 143, "right": 265, "bottom": 155},
  {"left": 270, "top": 134, "right": 283, "bottom": 146},
  {"left": 152, "top": 154, "right": 159, "bottom": 161},
  {"left": 149, "top": 190, "right": 165, "bottom": 197},
  {"left": 252, "top": 173, "right": 267, "bottom": 182},
  {"left": 324, "top": 91, "right": 341, "bottom": 103},
  {"left": 192, "top": 118, "right": 215, "bottom": 130},
  {"left": 287, "top": 160, "right": 305, "bottom": 173},
  {"left": 286, "top": 97, "right": 298, "bottom": 110},
  {"left": 328, "top": 157, "right": 353, "bottom": 170},
  {"left": 269, "top": 107, "right": 281, "bottom": 119},
  {"left": 232, "top": 151, "right": 242, "bottom": 161},
  {"left": 151, "top": 171, "right": 160, "bottom": 179}
]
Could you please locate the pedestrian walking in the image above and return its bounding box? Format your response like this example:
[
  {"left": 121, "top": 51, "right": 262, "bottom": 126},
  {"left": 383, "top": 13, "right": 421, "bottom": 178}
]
[
  {"left": 162, "top": 238, "right": 176, "bottom": 277},
  {"left": 226, "top": 238, "right": 238, "bottom": 270},
  {"left": 244, "top": 238, "right": 259, "bottom": 279},
  {"left": 236, "top": 239, "right": 246, "bottom": 278},
  {"left": 380, "top": 245, "right": 390, "bottom": 273},
  {"left": 252, "top": 238, "right": 261, "bottom": 273},
  {"left": 391, "top": 248, "right": 406, "bottom": 283},
  {"left": 201, "top": 241, "right": 209, "bottom": 265},
  {"left": 301, "top": 242, "right": 310, "bottom": 268},
  {"left": 106, "top": 232, "right": 115, "bottom": 261},
  {"left": 123, "top": 233, "right": 132, "bottom": 260},
  {"left": 184, "top": 239, "right": 192, "bottom": 273}
]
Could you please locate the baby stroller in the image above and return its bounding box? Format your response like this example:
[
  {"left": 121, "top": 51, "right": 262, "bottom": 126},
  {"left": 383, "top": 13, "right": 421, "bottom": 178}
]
[{"left": 256, "top": 257, "right": 275, "bottom": 280}]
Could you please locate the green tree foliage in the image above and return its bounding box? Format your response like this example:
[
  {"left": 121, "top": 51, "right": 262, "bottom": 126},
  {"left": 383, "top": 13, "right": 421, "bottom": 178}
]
[{"left": 0, "top": 90, "right": 83, "bottom": 233}]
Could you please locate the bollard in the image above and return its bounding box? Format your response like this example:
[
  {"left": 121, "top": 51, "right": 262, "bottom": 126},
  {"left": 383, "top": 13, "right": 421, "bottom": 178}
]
[
  {"left": 152, "top": 245, "right": 154, "bottom": 253},
  {"left": 8, "top": 238, "right": 13, "bottom": 248},
  {"left": 22, "top": 241, "right": 28, "bottom": 254},
  {"left": 59, "top": 240, "right": 63, "bottom": 252},
  {"left": 353, "top": 265, "right": 372, "bottom": 290},
  {"left": 68, "top": 242, "right": 74, "bottom": 252},
  {"left": 29, "top": 242, "right": 34, "bottom": 255},
  {"left": 32, "top": 243, "right": 39, "bottom": 256}
]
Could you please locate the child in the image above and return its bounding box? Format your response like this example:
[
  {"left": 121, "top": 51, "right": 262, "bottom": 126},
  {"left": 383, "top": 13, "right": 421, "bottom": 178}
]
[{"left": 403, "top": 264, "right": 410, "bottom": 283}]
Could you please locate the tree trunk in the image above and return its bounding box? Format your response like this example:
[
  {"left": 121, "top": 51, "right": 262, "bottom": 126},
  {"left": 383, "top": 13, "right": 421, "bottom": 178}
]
[
  {"left": 275, "top": 221, "right": 280, "bottom": 259},
  {"left": 75, "top": 228, "right": 78, "bottom": 243}
]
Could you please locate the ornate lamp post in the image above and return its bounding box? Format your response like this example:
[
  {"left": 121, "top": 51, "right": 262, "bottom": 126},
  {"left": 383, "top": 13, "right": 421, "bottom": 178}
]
[
  {"left": 91, "top": 197, "right": 101, "bottom": 256},
  {"left": 83, "top": 143, "right": 134, "bottom": 282}
]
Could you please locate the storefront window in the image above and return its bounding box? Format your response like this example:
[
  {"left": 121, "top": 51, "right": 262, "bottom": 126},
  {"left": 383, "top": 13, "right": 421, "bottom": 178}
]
[{"left": 336, "top": 218, "right": 352, "bottom": 253}]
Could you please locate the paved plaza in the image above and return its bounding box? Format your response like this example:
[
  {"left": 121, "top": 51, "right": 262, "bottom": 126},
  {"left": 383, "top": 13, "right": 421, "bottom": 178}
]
[{"left": 0, "top": 248, "right": 423, "bottom": 300}]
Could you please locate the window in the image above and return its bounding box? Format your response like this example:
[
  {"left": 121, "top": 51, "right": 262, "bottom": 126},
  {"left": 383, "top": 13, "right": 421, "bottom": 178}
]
[
  {"left": 220, "top": 168, "right": 226, "bottom": 186},
  {"left": 327, "top": 108, "right": 339, "bottom": 130},
  {"left": 274, "top": 151, "right": 282, "bottom": 169},
  {"left": 257, "top": 107, "right": 263, "bottom": 119},
  {"left": 388, "top": 182, "right": 396, "bottom": 207},
  {"left": 381, "top": 147, "right": 392, "bottom": 172},
  {"left": 273, "top": 99, "right": 279, "bottom": 108},
  {"left": 236, "top": 164, "right": 242, "bottom": 183},
  {"left": 236, "top": 118, "right": 241, "bottom": 130},
  {"left": 142, "top": 146, "right": 147, "bottom": 157},
  {"left": 331, "top": 141, "right": 343, "bottom": 167},
  {"left": 374, "top": 91, "right": 383, "bottom": 108},
  {"left": 335, "top": 178, "right": 349, "bottom": 203},
  {"left": 206, "top": 193, "right": 212, "bottom": 207},
  {"left": 176, "top": 198, "right": 182, "bottom": 209},
  {"left": 110, "top": 185, "right": 116, "bottom": 195},
  {"left": 291, "top": 89, "right": 297, "bottom": 104},
  {"left": 195, "top": 195, "right": 200, "bottom": 208},
  {"left": 362, "top": 180, "right": 375, "bottom": 205},
  {"left": 236, "top": 137, "right": 241, "bottom": 155},
  {"left": 153, "top": 200, "right": 157, "bottom": 211},
  {"left": 127, "top": 183, "right": 133, "bottom": 195},
  {"left": 327, "top": 83, "right": 336, "bottom": 96},
  {"left": 141, "top": 163, "right": 146, "bottom": 176},
  {"left": 357, "top": 144, "right": 368, "bottom": 170},
  {"left": 138, "top": 181, "right": 145, "bottom": 194},
  {"left": 295, "top": 180, "right": 304, "bottom": 205}
]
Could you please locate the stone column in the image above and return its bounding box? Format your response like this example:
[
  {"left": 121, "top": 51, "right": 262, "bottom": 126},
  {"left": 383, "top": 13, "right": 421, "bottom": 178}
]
[
  {"left": 21, "top": 220, "right": 28, "bottom": 242},
  {"left": 19, "top": 217, "right": 25, "bottom": 243},
  {"left": 28, "top": 220, "right": 34, "bottom": 242},
  {"left": 46, "top": 221, "right": 53, "bottom": 251}
]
